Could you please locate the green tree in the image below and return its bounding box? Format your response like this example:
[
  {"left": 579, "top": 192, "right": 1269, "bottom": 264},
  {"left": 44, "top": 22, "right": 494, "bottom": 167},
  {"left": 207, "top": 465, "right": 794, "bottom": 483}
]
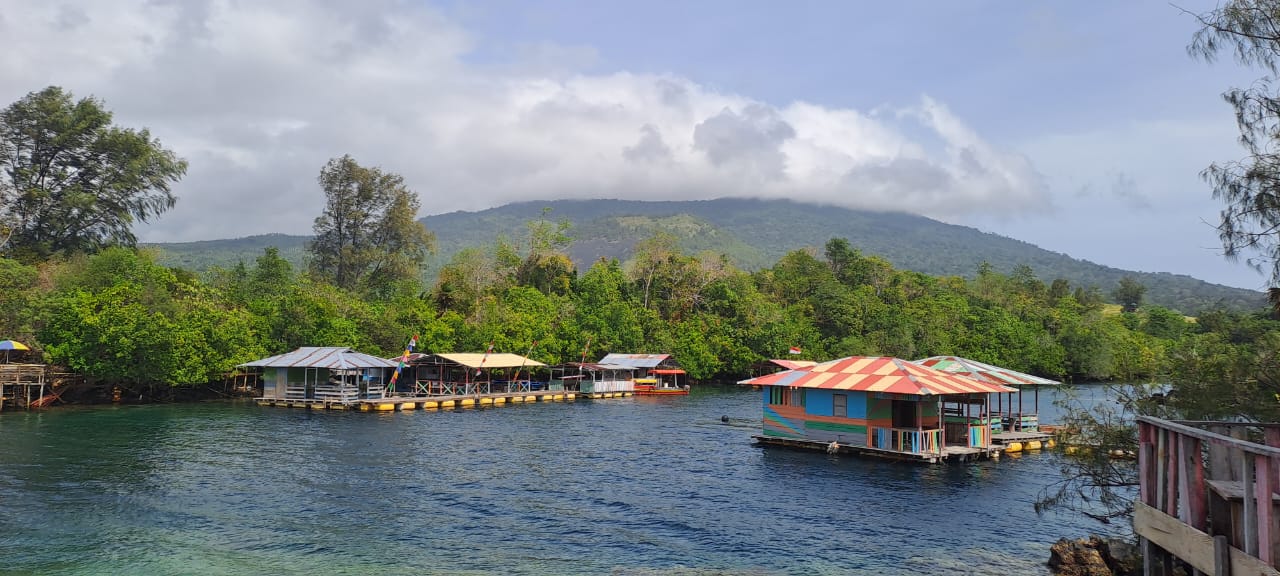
[
  {"left": 1112, "top": 276, "right": 1146, "bottom": 313},
  {"left": 308, "top": 155, "right": 434, "bottom": 292},
  {"left": 1190, "top": 1, "right": 1280, "bottom": 286},
  {"left": 0, "top": 87, "right": 187, "bottom": 261}
]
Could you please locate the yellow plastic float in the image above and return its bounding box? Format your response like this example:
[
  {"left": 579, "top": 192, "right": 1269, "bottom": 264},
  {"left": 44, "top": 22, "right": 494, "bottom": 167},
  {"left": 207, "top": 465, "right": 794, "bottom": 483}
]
[
  {"left": 1005, "top": 442, "right": 1024, "bottom": 453},
  {"left": 1026, "top": 440, "right": 1043, "bottom": 450},
  {"left": 479, "top": 397, "right": 493, "bottom": 406},
  {"left": 440, "top": 400, "right": 456, "bottom": 409},
  {"left": 460, "top": 398, "right": 475, "bottom": 408}
]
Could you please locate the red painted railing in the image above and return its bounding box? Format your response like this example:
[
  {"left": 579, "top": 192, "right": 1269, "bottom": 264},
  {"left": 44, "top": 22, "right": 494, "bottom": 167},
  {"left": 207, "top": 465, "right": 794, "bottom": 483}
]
[{"left": 1135, "top": 417, "right": 1280, "bottom": 575}]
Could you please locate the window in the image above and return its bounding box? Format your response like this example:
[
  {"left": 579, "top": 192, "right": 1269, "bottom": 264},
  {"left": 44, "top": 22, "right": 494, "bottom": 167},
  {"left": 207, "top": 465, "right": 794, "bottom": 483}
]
[
  {"left": 770, "top": 387, "right": 805, "bottom": 406},
  {"left": 833, "top": 394, "right": 847, "bottom": 418}
]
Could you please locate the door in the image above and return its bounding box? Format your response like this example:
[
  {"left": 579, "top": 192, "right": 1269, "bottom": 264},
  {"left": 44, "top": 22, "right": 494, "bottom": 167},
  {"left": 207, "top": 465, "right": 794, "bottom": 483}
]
[
  {"left": 833, "top": 394, "right": 847, "bottom": 418},
  {"left": 892, "top": 399, "right": 917, "bottom": 429}
]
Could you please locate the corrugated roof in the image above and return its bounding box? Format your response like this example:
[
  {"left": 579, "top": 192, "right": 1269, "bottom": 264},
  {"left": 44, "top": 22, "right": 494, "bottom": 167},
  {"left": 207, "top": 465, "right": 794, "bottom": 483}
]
[
  {"left": 598, "top": 353, "right": 671, "bottom": 369},
  {"left": 738, "top": 356, "right": 1017, "bottom": 396},
  {"left": 913, "top": 356, "right": 1060, "bottom": 386},
  {"left": 560, "top": 362, "right": 635, "bottom": 372},
  {"left": 240, "top": 347, "right": 399, "bottom": 369},
  {"left": 769, "top": 359, "right": 818, "bottom": 370},
  {"left": 435, "top": 353, "right": 546, "bottom": 369}
]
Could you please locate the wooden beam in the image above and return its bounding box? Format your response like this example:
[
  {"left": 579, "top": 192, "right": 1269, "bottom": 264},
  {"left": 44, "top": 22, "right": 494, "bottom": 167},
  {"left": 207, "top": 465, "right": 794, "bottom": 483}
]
[
  {"left": 1257, "top": 455, "right": 1274, "bottom": 565},
  {"left": 1134, "top": 502, "right": 1280, "bottom": 576},
  {"left": 1139, "top": 417, "right": 1280, "bottom": 459},
  {"left": 1244, "top": 456, "right": 1257, "bottom": 557},
  {"left": 1182, "top": 435, "right": 1208, "bottom": 530}
]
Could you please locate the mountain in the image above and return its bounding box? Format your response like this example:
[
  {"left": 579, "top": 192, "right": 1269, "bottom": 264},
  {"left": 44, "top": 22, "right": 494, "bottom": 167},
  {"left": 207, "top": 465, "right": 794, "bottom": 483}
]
[{"left": 147, "top": 198, "right": 1265, "bottom": 314}]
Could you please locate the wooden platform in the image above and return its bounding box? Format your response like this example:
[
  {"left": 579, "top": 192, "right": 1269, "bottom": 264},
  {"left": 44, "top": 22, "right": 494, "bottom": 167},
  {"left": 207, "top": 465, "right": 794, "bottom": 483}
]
[
  {"left": 255, "top": 390, "right": 633, "bottom": 411},
  {"left": 992, "top": 430, "right": 1052, "bottom": 445},
  {"left": 752, "top": 435, "right": 1001, "bottom": 464}
]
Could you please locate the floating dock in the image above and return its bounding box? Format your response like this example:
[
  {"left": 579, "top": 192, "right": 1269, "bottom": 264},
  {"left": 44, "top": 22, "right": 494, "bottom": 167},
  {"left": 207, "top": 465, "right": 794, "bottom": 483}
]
[
  {"left": 753, "top": 435, "right": 1001, "bottom": 464},
  {"left": 991, "top": 429, "right": 1054, "bottom": 452},
  {"left": 255, "top": 390, "right": 633, "bottom": 411}
]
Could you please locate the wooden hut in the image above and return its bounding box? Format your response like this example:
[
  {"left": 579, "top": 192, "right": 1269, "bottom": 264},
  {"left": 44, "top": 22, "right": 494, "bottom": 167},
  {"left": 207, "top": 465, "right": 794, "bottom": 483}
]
[
  {"left": 396, "top": 353, "right": 546, "bottom": 396},
  {"left": 738, "top": 356, "right": 1017, "bottom": 463},
  {"left": 913, "top": 356, "right": 1060, "bottom": 434},
  {"left": 549, "top": 362, "right": 636, "bottom": 394},
  {"left": 598, "top": 353, "right": 686, "bottom": 394},
  {"left": 243, "top": 347, "right": 398, "bottom": 403}
]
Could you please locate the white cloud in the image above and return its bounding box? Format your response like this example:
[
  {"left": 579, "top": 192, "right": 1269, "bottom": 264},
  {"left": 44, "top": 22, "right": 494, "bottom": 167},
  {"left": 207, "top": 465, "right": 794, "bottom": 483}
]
[{"left": 0, "top": 0, "right": 1049, "bottom": 241}]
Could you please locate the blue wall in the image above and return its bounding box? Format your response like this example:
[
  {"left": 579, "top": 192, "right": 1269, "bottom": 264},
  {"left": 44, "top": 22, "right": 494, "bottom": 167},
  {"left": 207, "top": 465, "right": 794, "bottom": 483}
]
[{"left": 802, "top": 390, "right": 868, "bottom": 418}]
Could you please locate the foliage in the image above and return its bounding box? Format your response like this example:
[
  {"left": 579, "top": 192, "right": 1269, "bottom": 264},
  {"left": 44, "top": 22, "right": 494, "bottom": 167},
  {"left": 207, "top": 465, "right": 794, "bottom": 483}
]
[
  {"left": 308, "top": 155, "right": 435, "bottom": 293},
  {"left": 1112, "top": 277, "right": 1147, "bottom": 313},
  {"left": 0, "top": 87, "right": 186, "bottom": 262},
  {"left": 1189, "top": 0, "right": 1280, "bottom": 288},
  {"left": 149, "top": 199, "right": 1266, "bottom": 314}
]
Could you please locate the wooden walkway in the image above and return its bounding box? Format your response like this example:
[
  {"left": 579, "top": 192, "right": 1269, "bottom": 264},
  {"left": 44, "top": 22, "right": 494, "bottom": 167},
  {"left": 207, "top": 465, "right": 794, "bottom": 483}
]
[
  {"left": 256, "top": 390, "right": 633, "bottom": 411},
  {"left": 753, "top": 435, "right": 1001, "bottom": 464},
  {"left": 1134, "top": 417, "right": 1280, "bottom": 575},
  {"left": 992, "top": 430, "right": 1053, "bottom": 445}
]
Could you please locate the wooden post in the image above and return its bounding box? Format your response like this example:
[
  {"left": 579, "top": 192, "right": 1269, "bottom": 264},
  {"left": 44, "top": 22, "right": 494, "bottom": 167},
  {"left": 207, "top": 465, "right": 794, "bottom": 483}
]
[
  {"left": 1214, "top": 534, "right": 1232, "bottom": 576},
  {"left": 1167, "top": 432, "right": 1180, "bottom": 517},
  {"left": 1181, "top": 436, "right": 1207, "bottom": 530},
  {"left": 1256, "top": 454, "right": 1273, "bottom": 565},
  {"left": 1243, "top": 455, "right": 1257, "bottom": 557}
]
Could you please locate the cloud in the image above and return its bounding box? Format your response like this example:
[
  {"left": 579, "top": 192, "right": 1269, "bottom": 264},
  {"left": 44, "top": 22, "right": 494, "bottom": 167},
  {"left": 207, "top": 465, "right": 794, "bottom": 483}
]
[{"left": 0, "top": 0, "right": 1050, "bottom": 241}]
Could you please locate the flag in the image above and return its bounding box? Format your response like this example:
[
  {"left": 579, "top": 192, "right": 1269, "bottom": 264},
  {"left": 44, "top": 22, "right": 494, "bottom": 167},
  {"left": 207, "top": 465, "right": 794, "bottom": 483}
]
[
  {"left": 788, "top": 346, "right": 802, "bottom": 355},
  {"left": 387, "top": 334, "right": 419, "bottom": 393},
  {"left": 476, "top": 341, "right": 495, "bottom": 377}
]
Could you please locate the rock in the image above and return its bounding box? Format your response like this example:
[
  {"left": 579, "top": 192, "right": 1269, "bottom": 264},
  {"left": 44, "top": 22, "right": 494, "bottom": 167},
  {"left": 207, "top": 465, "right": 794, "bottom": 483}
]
[
  {"left": 1048, "top": 536, "right": 1114, "bottom": 576},
  {"left": 1102, "top": 537, "right": 1141, "bottom": 576}
]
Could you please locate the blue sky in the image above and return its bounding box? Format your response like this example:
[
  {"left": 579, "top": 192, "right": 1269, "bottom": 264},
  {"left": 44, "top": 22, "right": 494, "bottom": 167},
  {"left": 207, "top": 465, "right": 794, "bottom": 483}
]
[{"left": 0, "top": 1, "right": 1267, "bottom": 289}]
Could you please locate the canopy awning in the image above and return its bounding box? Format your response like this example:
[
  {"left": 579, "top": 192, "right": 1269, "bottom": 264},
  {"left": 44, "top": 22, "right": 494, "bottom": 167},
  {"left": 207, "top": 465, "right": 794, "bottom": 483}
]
[
  {"left": 912, "top": 356, "right": 1060, "bottom": 387},
  {"left": 650, "top": 369, "right": 685, "bottom": 375},
  {"left": 434, "top": 353, "right": 545, "bottom": 369}
]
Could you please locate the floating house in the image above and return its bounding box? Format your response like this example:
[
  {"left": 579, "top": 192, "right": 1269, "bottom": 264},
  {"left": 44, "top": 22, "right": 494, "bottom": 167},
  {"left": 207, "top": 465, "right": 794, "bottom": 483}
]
[
  {"left": 913, "top": 356, "right": 1059, "bottom": 434},
  {"left": 244, "top": 347, "right": 398, "bottom": 403},
  {"left": 598, "top": 353, "right": 687, "bottom": 395},
  {"left": 393, "top": 353, "right": 546, "bottom": 396},
  {"left": 549, "top": 362, "right": 636, "bottom": 395},
  {"left": 739, "top": 356, "right": 1018, "bottom": 463}
]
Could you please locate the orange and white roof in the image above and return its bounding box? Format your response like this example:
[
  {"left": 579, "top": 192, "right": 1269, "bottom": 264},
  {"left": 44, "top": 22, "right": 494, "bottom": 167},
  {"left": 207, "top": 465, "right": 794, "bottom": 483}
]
[{"left": 738, "top": 356, "right": 1017, "bottom": 396}]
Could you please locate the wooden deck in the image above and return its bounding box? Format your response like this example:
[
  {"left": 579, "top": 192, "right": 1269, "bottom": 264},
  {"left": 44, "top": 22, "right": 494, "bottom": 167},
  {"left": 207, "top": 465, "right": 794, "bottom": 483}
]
[
  {"left": 752, "top": 435, "right": 1002, "bottom": 464},
  {"left": 255, "top": 390, "right": 633, "bottom": 411},
  {"left": 992, "top": 430, "right": 1053, "bottom": 445},
  {"left": 1134, "top": 417, "right": 1280, "bottom": 575}
]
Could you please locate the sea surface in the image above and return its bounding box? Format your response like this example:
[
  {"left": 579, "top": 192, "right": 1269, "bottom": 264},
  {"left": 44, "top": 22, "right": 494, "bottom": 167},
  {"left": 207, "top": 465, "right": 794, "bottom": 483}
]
[{"left": 0, "top": 384, "right": 1123, "bottom": 575}]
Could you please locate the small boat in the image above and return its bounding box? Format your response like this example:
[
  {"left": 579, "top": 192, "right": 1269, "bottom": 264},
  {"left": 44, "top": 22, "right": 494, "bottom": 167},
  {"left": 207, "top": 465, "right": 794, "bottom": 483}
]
[{"left": 632, "top": 377, "right": 689, "bottom": 396}]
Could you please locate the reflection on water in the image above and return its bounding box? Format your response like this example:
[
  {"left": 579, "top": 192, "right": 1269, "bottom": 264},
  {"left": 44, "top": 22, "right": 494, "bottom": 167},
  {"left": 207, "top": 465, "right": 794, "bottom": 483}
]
[{"left": 0, "top": 385, "right": 1119, "bottom": 575}]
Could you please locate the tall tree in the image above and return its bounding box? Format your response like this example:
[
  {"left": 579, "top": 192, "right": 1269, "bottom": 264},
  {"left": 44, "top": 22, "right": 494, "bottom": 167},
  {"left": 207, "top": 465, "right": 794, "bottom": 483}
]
[
  {"left": 0, "top": 86, "right": 187, "bottom": 261},
  {"left": 1190, "top": 1, "right": 1280, "bottom": 287},
  {"left": 308, "top": 155, "right": 434, "bottom": 292},
  {"left": 1113, "top": 276, "right": 1146, "bottom": 313}
]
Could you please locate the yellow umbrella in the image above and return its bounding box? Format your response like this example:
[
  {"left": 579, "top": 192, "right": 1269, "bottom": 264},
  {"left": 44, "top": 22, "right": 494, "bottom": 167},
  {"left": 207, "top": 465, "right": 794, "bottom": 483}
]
[{"left": 0, "top": 340, "right": 30, "bottom": 363}]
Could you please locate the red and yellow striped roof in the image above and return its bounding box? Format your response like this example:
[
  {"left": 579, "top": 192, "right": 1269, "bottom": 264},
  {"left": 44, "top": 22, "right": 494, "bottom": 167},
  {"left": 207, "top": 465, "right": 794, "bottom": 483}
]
[{"left": 738, "top": 356, "right": 1017, "bottom": 396}]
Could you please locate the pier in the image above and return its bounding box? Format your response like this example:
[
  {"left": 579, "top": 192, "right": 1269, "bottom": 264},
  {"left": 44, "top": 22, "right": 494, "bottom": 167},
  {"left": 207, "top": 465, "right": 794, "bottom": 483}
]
[{"left": 255, "top": 389, "right": 633, "bottom": 411}]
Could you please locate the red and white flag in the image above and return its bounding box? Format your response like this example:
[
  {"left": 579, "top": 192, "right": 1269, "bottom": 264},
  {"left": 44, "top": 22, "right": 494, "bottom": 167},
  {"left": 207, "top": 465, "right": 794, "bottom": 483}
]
[{"left": 788, "top": 346, "right": 802, "bottom": 355}]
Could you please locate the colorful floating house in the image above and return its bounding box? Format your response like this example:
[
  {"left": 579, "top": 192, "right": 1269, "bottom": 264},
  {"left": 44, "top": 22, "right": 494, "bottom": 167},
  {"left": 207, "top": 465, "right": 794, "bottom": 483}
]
[
  {"left": 549, "top": 362, "right": 636, "bottom": 395},
  {"left": 244, "top": 347, "right": 398, "bottom": 403},
  {"left": 739, "top": 356, "right": 1018, "bottom": 463},
  {"left": 391, "top": 352, "right": 546, "bottom": 396},
  {"left": 913, "top": 356, "right": 1059, "bottom": 434},
  {"left": 598, "top": 353, "right": 687, "bottom": 395}
]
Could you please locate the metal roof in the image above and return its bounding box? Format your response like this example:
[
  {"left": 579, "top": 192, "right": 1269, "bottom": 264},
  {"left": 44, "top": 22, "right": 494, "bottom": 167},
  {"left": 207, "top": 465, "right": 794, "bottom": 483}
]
[
  {"left": 433, "top": 353, "right": 546, "bottom": 369},
  {"left": 912, "top": 356, "right": 1060, "bottom": 386},
  {"left": 559, "top": 362, "right": 635, "bottom": 372},
  {"left": 240, "top": 347, "right": 399, "bottom": 369},
  {"left": 597, "top": 353, "right": 671, "bottom": 369},
  {"left": 738, "top": 356, "right": 1017, "bottom": 396},
  {"left": 768, "top": 359, "right": 817, "bottom": 370}
]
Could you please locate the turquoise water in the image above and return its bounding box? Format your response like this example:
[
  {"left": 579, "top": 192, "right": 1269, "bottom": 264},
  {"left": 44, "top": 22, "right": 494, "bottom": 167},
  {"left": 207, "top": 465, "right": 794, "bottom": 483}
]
[{"left": 0, "top": 385, "right": 1114, "bottom": 575}]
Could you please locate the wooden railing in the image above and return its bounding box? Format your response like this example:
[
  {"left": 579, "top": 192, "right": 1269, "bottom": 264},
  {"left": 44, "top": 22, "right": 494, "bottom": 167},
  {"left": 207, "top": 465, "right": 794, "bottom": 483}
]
[
  {"left": 968, "top": 425, "right": 990, "bottom": 448},
  {"left": 869, "top": 427, "right": 942, "bottom": 455},
  {"left": 1135, "top": 417, "right": 1280, "bottom": 575}
]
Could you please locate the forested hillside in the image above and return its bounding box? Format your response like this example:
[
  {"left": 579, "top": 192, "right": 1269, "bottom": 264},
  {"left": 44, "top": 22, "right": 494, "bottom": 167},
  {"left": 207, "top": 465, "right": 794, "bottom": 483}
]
[{"left": 150, "top": 198, "right": 1265, "bottom": 314}]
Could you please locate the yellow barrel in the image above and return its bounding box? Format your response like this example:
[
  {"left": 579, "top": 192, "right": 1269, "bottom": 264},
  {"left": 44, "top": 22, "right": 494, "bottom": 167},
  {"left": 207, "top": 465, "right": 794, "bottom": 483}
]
[
  {"left": 1026, "top": 440, "right": 1042, "bottom": 450},
  {"left": 376, "top": 403, "right": 396, "bottom": 412},
  {"left": 460, "top": 398, "right": 475, "bottom": 408},
  {"left": 524, "top": 395, "right": 537, "bottom": 403},
  {"left": 493, "top": 397, "right": 506, "bottom": 405},
  {"left": 440, "top": 400, "right": 455, "bottom": 409},
  {"left": 566, "top": 393, "right": 576, "bottom": 401},
  {"left": 423, "top": 401, "right": 439, "bottom": 410},
  {"left": 358, "top": 404, "right": 373, "bottom": 412},
  {"left": 479, "top": 397, "right": 494, "bottom": 406},
  {"left": 399, "top": 402, "right": 416, "bottom": 411},
  {"left": 1046, "top": 439, "right": 1056, "bottom": 449},
  {"left": 511, "top": 396, "right": 525, "bottom": 403},
  {"left": 1005, "top": 442, "right": 1024, "bottom": 453},
  {"left": 552, "top": 394, "right": 564, "bottom": 401}
]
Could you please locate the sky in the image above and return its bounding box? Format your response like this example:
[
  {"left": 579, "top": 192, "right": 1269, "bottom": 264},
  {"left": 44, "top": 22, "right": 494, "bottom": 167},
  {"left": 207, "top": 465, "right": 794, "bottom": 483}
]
[{"left": 0, "top": 1, "right": 1268, "bottom": 289}]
